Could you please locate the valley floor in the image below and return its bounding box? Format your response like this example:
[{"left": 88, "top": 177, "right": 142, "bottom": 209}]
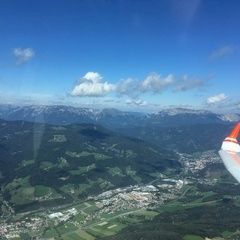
[{"left": 1, "top": 150, "right": 240, "bottom": 240}]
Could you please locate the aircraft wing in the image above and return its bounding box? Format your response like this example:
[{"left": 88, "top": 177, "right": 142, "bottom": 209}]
[
  {"left": 219, "top": 123, "right": 240, "bottom": 183},
  {"left": 219, "top": 149, "right": 240, "bottom": 183}
]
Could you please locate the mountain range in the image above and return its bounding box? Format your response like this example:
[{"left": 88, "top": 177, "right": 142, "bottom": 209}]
[
  {"left": 0, "top": 104, "right": 237, "bottom": 153},
  {"left": 0, "top": 104, "right": 239, "bottom": 128}
]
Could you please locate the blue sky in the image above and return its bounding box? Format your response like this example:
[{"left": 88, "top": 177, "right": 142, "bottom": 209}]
[{"left": 0, "top": 0, "right": 239, "bottom": 112}]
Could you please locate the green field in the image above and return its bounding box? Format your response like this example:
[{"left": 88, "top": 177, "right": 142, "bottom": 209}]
[{"left": 183, "top": 235, "right": 204, "bottom": 240}]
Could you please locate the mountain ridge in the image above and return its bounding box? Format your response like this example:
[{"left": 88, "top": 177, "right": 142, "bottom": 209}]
[{"left": 0, "top": 104, "right": 239, "bottom": 128}]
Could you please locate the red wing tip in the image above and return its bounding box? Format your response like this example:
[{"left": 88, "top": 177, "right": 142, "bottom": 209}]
[{"left": 228, "top": 122, "right": 240, "bottom": 139}]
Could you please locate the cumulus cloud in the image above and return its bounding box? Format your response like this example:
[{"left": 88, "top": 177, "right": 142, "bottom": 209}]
[
  {"left": 116, "top": 73, "right": 176, "bottom": 97},
  {"left": 71, "top": 71, "right": 207, "bottom": 99},
  {"left": 13, "top": 48, "right": 35, "bottom": 64},
  {"left": 174, "top": 75, "right": 206, "bottom": 92},
  {"left": 141, "top": 73, "right": 175, "bottom": 92},
  {"left": 116, "top": 78, "right": 139, "bottom": 96},
  {"left": 209, "top": 45, "right": 235, "bottom": 60},
  {"left": 71, "top": 72, "right": 115, "bottom": 97},
  {"left": 126, "top": 98, "right": 148, "bottom": 106},
  {"left": 207, "top": 93, "right": 227, "bottom": 104}
]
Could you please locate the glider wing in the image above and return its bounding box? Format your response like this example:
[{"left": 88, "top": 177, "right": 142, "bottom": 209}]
[{"left": 219, "top": 123, "right": 240, "bottom": 183}]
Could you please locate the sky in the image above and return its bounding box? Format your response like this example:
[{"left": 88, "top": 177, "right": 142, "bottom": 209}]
[{"left": 0, "top": 0, "right": 239, "bottom": 112}]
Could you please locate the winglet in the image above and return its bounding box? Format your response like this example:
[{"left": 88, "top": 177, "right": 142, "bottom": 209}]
[{"left": 222, "top": 122, "right": 240, "bottom": 152}]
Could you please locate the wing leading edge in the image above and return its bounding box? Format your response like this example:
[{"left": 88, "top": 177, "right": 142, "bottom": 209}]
[{"left": 219, "top": 123, "right": 240, "bottom": 183}]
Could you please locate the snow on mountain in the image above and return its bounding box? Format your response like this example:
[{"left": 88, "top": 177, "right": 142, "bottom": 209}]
[
  {"left": 155, "top": 108, "right": 211, "bottom": 116},
  {"left": 218, "top": 113, "right": 240, "bottom": 122},
  {"left": 0, "top": 105, "right": 238, "bottom": 128}
]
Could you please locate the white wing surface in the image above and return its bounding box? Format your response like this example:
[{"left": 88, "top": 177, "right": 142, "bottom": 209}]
[
  {"left": 219, "top": 149, "right": 240, "bottom": 183},
  {"left": 219, "top": 123, "right": 240, "bottom": 183}
]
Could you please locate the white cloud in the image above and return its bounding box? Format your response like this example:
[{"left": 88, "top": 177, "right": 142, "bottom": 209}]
[
  {"left": 83, "top": 72, "right": 102, "bottom": 83},
  {"left": 126, "top": 98, "right": 148, "bottom": 106},
  {"left": 13, "top": 48, "right": 35, "bottom": 64},
  {"left": 174, "top": 75, "right": 206, "bottom": 92},
  {"left": 116, "top": 78, "right": 140, "bottom": 97},
  {"left": 71, "top": 72, "right": 207, "bottom": 98},
  {"left": 141, "top": 73, "right": 175, "bottom": 92},
  {"left": 71, "top": 72, "right": 115, "bottom": 97},
  {"left": 207, "top": 93, "right": 227, "bottom": 104},
  {"left": 116, "top": 73, "right": 176, "bottom": 97},
  {"left": 209, "top": 45, "right": 235, "bottom": 60}
]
